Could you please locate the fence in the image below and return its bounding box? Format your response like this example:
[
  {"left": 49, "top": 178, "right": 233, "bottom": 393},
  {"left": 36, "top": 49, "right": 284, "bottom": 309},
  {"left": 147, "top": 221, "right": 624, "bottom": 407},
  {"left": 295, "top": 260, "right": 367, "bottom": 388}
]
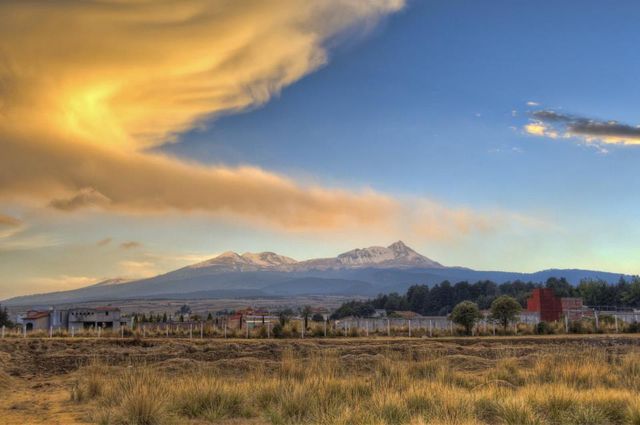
[{"left": 2, "top": 312, "right": 640, "bottom": 339}]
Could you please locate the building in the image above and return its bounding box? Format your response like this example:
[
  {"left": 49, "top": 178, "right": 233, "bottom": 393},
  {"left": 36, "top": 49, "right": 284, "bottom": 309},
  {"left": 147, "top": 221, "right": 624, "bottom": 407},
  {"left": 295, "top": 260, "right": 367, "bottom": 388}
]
[
  {"left": 19, "top": 307, "right": 126, "bottom": 333},
  {"left": 68, "top": 307, "right": 125, "bottom": 331},
  {"left": 526, "top": 288, "right": 590, "bottom": 322},
  {"left": 527, "top": 288, "right": 563, "bottom": 321},
  {"left": 21, "top": 311, "right": 53, "bottom": 332}
]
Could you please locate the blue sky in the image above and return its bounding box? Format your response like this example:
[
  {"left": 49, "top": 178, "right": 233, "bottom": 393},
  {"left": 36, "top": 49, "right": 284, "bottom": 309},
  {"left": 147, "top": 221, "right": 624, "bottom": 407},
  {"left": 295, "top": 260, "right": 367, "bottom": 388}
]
[
  {"left": 164, "top": 0, "right": 640, "bottom": 211},
  {"left": 1, "top": 0, "right": 639, "bottom": 298}
]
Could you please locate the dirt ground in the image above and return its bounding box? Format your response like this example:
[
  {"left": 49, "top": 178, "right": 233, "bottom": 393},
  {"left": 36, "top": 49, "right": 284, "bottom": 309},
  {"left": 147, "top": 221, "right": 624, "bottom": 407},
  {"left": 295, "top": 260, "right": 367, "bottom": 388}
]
[{"left": 2, "top": 335, "right": 640, "bottom": 425}]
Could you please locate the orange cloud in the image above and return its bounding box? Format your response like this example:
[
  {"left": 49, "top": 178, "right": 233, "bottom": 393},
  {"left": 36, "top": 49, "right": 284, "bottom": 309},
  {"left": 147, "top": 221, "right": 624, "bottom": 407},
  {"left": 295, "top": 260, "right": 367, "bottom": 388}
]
[
  {"left": 0, "top": 0, "right": 530, "bottom": 241},
  {"left": 0, "top": 214, "right": 21, "bottom": 228},
  {"left": 0, "top": 0, "right": 410, "bottom": 231}
]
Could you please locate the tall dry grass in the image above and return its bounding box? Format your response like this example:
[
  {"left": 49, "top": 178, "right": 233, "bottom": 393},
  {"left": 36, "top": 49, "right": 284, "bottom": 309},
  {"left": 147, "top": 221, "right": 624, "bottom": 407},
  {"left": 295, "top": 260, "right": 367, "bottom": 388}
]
[{"left": 70, "top": 346, "right": 640, "bottom": 425}]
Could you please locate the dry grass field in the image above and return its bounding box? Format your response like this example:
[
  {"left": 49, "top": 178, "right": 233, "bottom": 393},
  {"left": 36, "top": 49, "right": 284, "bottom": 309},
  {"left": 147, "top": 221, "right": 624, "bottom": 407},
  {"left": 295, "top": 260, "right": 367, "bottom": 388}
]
[{"left": 2, "top": 335, "right": 640, "bottom": 424}]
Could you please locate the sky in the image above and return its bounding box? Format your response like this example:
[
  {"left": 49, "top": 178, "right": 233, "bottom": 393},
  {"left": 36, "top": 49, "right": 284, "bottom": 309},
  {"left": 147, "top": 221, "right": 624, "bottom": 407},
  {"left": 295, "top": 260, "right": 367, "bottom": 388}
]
[{"left": 1, "top": 0, "right": 640, "bottom": 299}]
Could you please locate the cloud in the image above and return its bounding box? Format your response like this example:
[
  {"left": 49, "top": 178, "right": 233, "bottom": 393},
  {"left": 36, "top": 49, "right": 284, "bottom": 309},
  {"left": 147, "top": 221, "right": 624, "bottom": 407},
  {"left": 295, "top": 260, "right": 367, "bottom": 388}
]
[
  {"left": 49, "top": 188, "right": 111, "bottom": 211},
  {"left": 0, "top": 0, "right": 533, "bottom": 241},
  {"left": 28, "top": 275, "right": 97, "bottom": 292},
  {"left": 0, "top": 0, "right": 415, "bottom": 231},
  {"left": 526, "top": 101, "right": 540, "bottom": 106},
  {"left": 525, "top": 110, "right": 640, "bottom": 146},
  {"left": 97, "top": 238, "right": 112, "bottom": 247},
  {"left": 120, "top": 241, "right": 142, "bottom": 250},
  {"left": 118, "top": 260, "right": 160, "bottom": 279},
  {"left": 0, "top": 214, "right": 21, "bottom": 228}
]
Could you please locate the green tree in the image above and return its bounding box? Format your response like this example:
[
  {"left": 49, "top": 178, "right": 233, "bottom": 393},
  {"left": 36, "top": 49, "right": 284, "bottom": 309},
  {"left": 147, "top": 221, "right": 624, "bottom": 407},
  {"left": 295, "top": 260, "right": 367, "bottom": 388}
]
[
  {"left": 162, "top": 312, "right": 168, "bottom": 323},
  {"left": 0, "top": 305, "right": 12, "bottom": 327},
  {"left": 490, "top": 295, "right": 522, "bottom": 331},
  {"left": 207, "top": 312, "right": 213, "bottom": 321},
  {"left": 545, "top": 277, "right": 574, "bottom": 298},
  {"left": 622, "top": 277, "right": 640, "bottom": 307},
  {"left": 450, "top": 301, "right": 481, "bottom": 335}
]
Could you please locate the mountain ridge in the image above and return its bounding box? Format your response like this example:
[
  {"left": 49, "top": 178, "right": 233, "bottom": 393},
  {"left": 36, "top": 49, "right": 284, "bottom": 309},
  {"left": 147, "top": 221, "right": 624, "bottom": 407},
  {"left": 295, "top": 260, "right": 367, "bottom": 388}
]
[{"left": 2, "top": 241, "right": 634, "bottom": 306}]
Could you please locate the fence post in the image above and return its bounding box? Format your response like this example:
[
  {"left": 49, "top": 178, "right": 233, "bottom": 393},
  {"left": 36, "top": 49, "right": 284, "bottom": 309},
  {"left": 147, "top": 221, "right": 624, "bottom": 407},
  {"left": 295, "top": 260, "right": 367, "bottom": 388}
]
[
  {"left": 387, "top": 319, "right": 391, "bottom": 337},
  {"left": 408, "top": 320, "right": 411, "bottom": 337},
  {"left": 200, "top": 322, "right": 203, "bottom": 339},
  {"left": 344, "top": 321, "right": 347, "bottom": 337},
  {"left": 323, "top": 320, "right": 327, "bottom": 337},
  {"left": 365, "top": 320, "right": 369, "bottom": 337},
  {"left": 301, "top": 320, "right": 304, "bottom": 339},
  {"left": 594, "top": 311, "right": 599, "bottom": 331},
  {"left": 224, "top": 322, "right": 227, "bottom": 338},
  {"left": 23, "top": 325, "right": 26, "bottom": 338},
  {"left": 143, "top": 325, "right": 146, "bottom": 338},
  {"left": 615, "top": 314, "right": 619, "bottom": 332},
  {"left": 245, "top": 323, "right": 249, "bottom": 339},
  {"left": 49, "top": 326, "right": 52, "bottom": 338},
  {"left": 429, "top": 320, "right": 433, "bottom": 337},
  {"left": 493, "top": 322, "right": 496, "bottom": 336},
  {"left": 121, "top": 325, "right": 124, "bottom": 339},
  {"left": 71, "top": 326, "right": 75, "bottom": 338},
  {"left": 267, "top": 322, "right": 271, "bottom": 338},
  {"left": 190, "top": 324, "right": 194, "bottom": 340},
  {"left": 166, "top": 325, "right": 169, "bottom": 338},
  {"left": 449, "top": 321, "right": 453, "bottom": 336},
  {"left": 564, "top": 315, "right": 569, "bottom": 333}
]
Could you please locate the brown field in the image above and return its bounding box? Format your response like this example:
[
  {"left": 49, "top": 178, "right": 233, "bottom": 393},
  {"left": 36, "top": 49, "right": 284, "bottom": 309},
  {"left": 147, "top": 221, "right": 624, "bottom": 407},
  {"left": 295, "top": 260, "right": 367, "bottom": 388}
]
[{"left": 2, "top": 335, "right": 640, "bottom": 425}]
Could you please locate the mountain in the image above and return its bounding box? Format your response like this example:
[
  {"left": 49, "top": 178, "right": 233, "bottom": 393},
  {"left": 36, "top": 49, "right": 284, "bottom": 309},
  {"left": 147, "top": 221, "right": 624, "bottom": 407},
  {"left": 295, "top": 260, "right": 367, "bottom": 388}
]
[
  {"left": 300, "top": 241, "right": 443, "bottom": 270},
  {"left": 2, "top": 241, "right": 634, "bottom": 306},
  {"left": 187, "top": 251, "right": 297, "bottom": 272}
]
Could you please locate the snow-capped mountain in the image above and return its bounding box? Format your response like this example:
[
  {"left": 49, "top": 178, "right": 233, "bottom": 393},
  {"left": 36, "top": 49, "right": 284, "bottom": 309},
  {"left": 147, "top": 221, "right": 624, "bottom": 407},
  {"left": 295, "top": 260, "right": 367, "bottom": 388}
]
[
  {"left": 336, "top": 241, "right": 442, "bottom": 268},
  {"left": 184, "top": 241, "right": 442, "bottom": 272},
  {"left": 2, "top": 240, "right": 632, "bottom": 306},
  {"left": 299, "top": 241, "right": 442, "bottom": 270},
  {"left": 188, "top": 251, "right": 297, "bottom": 271}
]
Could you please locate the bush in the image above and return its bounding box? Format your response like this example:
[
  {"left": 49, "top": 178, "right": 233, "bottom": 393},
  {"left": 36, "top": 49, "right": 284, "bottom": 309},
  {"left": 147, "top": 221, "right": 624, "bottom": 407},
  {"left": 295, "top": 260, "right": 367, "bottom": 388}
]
[
  {"left": 271, "top": 323, "right": 284, "bottom": 338},
  {"left": 536, "top": 321, "right": 555, "bottom": 335},
  {"left": 569, "top": 320, "right": 586, "bottom": 334},
  {"left": 625, "top": 322, "right": 640, "bottom": 333}
]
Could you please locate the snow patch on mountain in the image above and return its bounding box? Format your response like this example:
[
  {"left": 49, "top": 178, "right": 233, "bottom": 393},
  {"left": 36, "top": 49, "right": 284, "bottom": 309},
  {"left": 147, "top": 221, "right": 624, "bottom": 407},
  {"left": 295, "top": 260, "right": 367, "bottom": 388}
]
[{"left": 185, "top": 241, "right": 441, "bottom": 272}]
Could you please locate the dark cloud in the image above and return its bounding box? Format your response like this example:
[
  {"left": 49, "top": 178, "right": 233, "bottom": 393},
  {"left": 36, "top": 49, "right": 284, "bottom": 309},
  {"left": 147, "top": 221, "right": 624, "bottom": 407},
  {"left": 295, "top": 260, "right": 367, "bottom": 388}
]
[
  {"left": 120, "top": 241, "right": 142, "bottom": 250},
  {"left": 49, "top": 188, "right": 111, "bottom": 211},
  {"left": 531, "top": 110, "right": 640, "bottom": 144}
]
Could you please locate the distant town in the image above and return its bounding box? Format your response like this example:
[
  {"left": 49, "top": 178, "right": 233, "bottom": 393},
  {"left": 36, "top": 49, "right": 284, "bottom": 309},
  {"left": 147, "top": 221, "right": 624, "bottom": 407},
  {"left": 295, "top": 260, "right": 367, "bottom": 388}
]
[{"left": 3, "top": 279, "right": 640, "bottom": 339}]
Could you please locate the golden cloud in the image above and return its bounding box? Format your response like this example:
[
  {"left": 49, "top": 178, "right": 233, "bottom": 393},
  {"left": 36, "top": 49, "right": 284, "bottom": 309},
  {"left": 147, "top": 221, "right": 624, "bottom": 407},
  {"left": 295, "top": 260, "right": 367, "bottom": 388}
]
[{"left": 0, "top": 0, "right": 525, "bottom": 240}]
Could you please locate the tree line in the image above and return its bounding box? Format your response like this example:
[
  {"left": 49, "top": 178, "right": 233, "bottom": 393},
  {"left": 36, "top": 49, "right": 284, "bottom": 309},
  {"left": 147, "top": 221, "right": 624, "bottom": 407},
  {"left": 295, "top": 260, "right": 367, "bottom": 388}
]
[{"left": 331, "top": 276, "right": 640, "bottom": 319}]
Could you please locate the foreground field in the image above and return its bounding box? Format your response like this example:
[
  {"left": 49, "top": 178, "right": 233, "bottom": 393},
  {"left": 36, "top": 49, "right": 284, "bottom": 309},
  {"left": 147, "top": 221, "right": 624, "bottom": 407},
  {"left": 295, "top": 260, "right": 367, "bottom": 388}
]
[{"left": 2, "top": 336, "right": 640, "bottom": 424}]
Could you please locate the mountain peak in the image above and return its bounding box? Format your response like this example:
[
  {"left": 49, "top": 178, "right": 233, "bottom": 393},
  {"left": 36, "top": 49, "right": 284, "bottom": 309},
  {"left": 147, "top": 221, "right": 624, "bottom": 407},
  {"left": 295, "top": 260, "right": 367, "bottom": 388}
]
[
  {"left": 187, "top": 241, "right": 442, "bottom": 272},
  {"left": 388, "top": 240, "right": 412, "bottom": 253},
  {"left": 332, "top": 241, "right": 443, "bottom": 269}
]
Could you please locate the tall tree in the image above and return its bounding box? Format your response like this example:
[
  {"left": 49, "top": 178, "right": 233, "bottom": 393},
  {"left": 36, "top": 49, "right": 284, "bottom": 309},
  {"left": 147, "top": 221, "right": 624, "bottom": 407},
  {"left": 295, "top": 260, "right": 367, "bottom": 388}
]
[
  {"left": 0, "top": 305, "right": 11, "bottom": 327},
  {"left": 490, "top": 295, "right": 521, "bottom": 331}
]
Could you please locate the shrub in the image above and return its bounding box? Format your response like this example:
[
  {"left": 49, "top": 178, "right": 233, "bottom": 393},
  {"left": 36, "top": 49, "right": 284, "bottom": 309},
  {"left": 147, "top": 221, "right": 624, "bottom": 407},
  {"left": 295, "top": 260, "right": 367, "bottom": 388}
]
[
  {"left": 535, "top": 321, "right": 554, "bottom": 335},
  {"left": 450, "top": 301, "right": 481, "bottom": 335}
]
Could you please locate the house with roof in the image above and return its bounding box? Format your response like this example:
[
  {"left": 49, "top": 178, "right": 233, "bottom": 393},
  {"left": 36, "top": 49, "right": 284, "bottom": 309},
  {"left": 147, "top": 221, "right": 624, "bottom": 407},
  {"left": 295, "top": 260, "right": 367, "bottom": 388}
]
[{"left": 18, "top": 306, "right": 126, "bottom": 333}]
